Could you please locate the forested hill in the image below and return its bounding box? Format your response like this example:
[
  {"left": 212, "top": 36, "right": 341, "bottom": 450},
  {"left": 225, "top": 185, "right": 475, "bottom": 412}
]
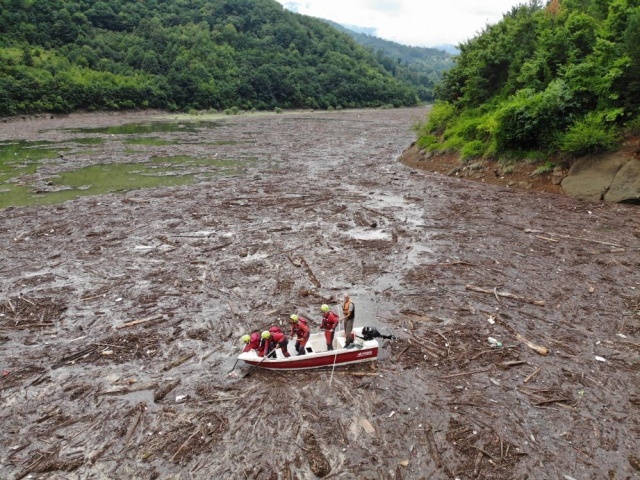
[
  {"left": 418, "top": 0, "right": 640, "bottom": 160},
  {"left": 0, "top": 0, "right": 419, "bottom": 116},
  {"left": 323, "top": 20, "right": 455, "bottom": 101}
]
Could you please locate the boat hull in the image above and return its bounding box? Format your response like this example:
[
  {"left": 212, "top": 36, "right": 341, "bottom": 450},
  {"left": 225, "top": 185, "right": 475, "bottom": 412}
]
[{"left": 238, "top": 327, "right": 379, "bottom": 371}]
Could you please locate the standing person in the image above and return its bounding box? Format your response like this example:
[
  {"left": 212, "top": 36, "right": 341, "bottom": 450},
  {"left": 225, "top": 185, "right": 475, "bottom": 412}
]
[
  {"left": 289, "top": 314, "right": 310, "bottom": 355},
  {"left": 241, "top": 330, "right": 261, "bottom": 353},
  {"left": 320, "top": 304, "right": 339, "bottom": 351},
  {"left": 342, "top": 293, "right": 355, "bottom": 347}
]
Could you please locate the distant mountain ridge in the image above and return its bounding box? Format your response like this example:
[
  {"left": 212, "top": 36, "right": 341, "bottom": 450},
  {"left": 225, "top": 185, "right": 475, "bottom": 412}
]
[
  {"left": 322, "top": 19, "right": 455, "bottom": 101},
  {"left": 0, "top": 0, "right": 419, "bottom": 115}
]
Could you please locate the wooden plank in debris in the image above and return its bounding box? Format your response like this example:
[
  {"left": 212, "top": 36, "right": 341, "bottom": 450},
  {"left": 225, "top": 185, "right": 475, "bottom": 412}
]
[
  {"left": 465, "top": 284, "right": 545, "bottom": 306},
  {"left": 359, "top": 418, "right": 375, "bottom": 434},
  {"left": 115, "top": 314, "right": 164, "bottom": 330},
  {"left": 162, "top": 353, "right": 196, "bottom": 372}
]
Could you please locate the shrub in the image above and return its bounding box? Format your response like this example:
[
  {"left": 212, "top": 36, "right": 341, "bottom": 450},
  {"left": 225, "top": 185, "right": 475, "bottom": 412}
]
[
  {"left": 425, "top": 101, "right": 455, "bottom": 133},
  {"left": 416, "top": 134, "right": 439, "bottom": 150},
  {"left": 440, "top": 135, "right": 465, "bottom": 152},
  {"left": 494, "top": 80, "right": 574, "bottom": 153},
  {"left": 461, "top": 140, "right": 486, "bottom": 160},
  {"left": 625, "top": 115, "right": 640, "bottom": 135},
  {"left": 532, "top": 161, "right": 556, "bottom": 175},
  {"left": 274, "top": 107, "right": 283, "bottom": 114},
  {"left": 558, "top": 112, "right": 620, "bottom": 156}
]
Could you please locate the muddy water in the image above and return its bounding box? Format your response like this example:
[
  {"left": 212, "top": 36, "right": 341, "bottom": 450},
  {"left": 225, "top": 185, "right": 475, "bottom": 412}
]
[{"left": 1, "top": 108, "right": 639, "bottom": 480}]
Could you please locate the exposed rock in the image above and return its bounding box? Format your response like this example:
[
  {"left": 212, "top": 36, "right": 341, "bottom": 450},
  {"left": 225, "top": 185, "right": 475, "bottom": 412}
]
[
  {"left": 561, "top": 153, "right": 627, "bottom": 201},
  {"left": 604, "top": 158, "right": 640, "bottom": 203},
  {"left": 551, "top": 166, "right": 566, "bottom": 185}
]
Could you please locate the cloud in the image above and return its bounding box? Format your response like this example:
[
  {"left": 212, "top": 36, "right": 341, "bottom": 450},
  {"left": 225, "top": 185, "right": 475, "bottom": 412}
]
[
  {"left": 275, "top": 0, "right": 525, "bottom": 47},
  {"left": 364, "top": 0, "right": 403, "bottom": 13}
]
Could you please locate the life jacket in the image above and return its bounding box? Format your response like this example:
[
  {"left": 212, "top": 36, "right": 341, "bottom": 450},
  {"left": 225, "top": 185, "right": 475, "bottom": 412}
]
[{"left": 342, "top": 299, "right": 355, "bottom": 320}]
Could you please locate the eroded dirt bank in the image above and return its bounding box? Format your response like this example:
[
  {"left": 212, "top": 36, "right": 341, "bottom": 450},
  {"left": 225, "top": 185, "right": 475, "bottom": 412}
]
[{"left": 1, "top": 108, "right": 639, "bottom": 480}]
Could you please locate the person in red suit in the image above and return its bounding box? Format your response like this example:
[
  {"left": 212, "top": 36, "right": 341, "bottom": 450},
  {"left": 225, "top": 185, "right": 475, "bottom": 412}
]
[
  {"left": 241, "top": 331, "right": 261, "bottom": 353},
  {"left": 289, "top": 314, "right": 310, "bottom": 355},
  {"left": 320, "top": 304, "right": 339, "bottom": 351},
  {"left": 258, "top": 329, "right": 290, "bottom": 358}
]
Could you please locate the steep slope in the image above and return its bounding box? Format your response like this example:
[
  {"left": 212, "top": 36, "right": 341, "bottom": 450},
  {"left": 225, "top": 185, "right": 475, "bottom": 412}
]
[
  {"left": 0, "top": 0, "right": 418, "bottom": 115},
  {"left": 323, "top": 19, "right": 455, "bottom": 101}
]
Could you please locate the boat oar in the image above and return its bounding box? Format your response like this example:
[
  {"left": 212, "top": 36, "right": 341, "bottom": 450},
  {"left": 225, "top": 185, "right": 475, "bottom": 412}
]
[
  {"left": 242, "top": 349, "right": 275, "bottom": 378},
  {"left": 226, "top": 359, "right": 240, "bottom": 376}
]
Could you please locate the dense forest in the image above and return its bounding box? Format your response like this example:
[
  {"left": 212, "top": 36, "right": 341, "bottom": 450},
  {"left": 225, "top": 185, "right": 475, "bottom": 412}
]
[
  {"left": 323, "top": 20, "right": 455, "bottom": 101},
  {"left": 417, "top": 0, "right": 640, "bottom": 159},
  {"left": 0, "top": 0, "right": 420, "bottom": 116}
]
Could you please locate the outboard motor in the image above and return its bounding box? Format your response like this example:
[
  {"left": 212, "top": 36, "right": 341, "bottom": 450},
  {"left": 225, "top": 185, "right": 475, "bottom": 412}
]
[{"left": 360, "top": 326, "right": 395, "bottom": 340}]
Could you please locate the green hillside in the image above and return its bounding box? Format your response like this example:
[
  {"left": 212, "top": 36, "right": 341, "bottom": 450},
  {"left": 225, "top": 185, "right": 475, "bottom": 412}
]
[
  {"left": 323, "top": 20, "right": 455, "bottom": 101},
  {"left": 417, "top": 0, "right": 640, "bottom": 161},
  {"left": 0, "top": 0, "right": 419, "bottom": 116}
]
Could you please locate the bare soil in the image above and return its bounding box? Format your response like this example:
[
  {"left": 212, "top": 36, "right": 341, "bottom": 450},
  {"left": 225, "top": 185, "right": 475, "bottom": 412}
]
[{"left": 1, "top": 108, "right": 639, "bottom": 480}]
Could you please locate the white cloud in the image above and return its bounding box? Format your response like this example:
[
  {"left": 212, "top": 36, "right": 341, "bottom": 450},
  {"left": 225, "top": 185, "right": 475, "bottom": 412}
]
[{"left": 275, "top": 0, "right": 527, "bottom": 47}]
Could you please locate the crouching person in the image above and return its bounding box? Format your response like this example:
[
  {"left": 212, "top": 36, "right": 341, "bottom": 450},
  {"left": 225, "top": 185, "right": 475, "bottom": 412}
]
[
  {"left": 241, "top": 331, "right": 261, "bottom": 353},
  {"left": 258, "top": 329, "right": 290, "bottom": 358}
]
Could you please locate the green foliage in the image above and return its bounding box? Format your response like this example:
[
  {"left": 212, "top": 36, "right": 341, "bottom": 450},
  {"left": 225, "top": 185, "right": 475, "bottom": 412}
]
[
  {"left": 558, "top": 112, "right": 620, "bottom": 155},
  {"left": 415, "top": 0, "right": 640, "bottom": 159},
  {"left": 532, "top": 161, "right": 557, "bottom": 176},
  {"left": 323, "top": 19, "right": 455, "bottom": 101},
  {"left": 416, "top": 134, "right": 438, "bottom": 150},
  {"left": 494, "top": 80, "right": 575, "bottom": 152},
  {"left": 460, "top": 140, "right": 486, "bottom": 160},
  {"left": 274, "top": 107, "right": 283, "bottom": 114},
  {"left": 423, "top": 102, "right": 455, "bottom": 134},
  {"left": 0, "top": 0, "right": 419, "bottom": 116}
]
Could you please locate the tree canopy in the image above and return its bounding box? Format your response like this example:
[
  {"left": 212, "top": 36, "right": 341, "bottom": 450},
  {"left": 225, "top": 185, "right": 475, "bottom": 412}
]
[
  {"left": 323, "top": 20, "right": 455, "bottom": 102},
  {"left": 417, "top": 0, "right": 640, "bottom": 159},
  {"left": 0, "top": 0, "right": 420, "bottom": 115}
]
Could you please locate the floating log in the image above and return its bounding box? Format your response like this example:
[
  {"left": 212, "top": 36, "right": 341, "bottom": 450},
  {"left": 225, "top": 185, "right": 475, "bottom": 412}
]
[
  {"left": 465, "top": 284, "right": 545, "bottom": 306},
  {"left": 114, "top": 314, "right": 164, "bottom": 330}
]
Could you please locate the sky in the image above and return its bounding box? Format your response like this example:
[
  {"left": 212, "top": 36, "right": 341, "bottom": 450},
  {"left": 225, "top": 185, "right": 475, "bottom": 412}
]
[{"left": 275, "top": 0, "right": 527, "bottom": 48}]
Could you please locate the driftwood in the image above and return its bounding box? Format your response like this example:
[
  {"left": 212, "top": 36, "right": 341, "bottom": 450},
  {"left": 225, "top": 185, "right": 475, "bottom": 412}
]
[
  {"left": 170, "top": 425, "right": 201, "bottom": 463},
  {"left": 493, "top": 315, "right": 549, "bottom": 356},
  {"left": 299, "top": 257, "right": 321, "bottom": 288},
  {"left": 424, "top": 426, "right": 444, "bottom": 471},
  {"left": 154, "top": 379, "right": 181, "bottom": 402},
  {"left": 524, "top": 229, "right": 622, "bottom": 248},
  {"left": 439, "top": 367, "right": 492, "bottom": 379},
  {"left": 515, "top": 334, "right": 549, "bottom": 356},
  {"left": 114, "top": 314, "right": 164, "bottom": 330},
  {"left": 465, "top": 284, "right": 546, "bottom": 306},
  {"left": 162, "top": 353, "right": 196, "bottom": 371},
  {"left": 497, "top": 360, "right": 527, "bottom": 369},
  {"left": 523, "top": 366, "right": 542, "bottom": 383},
  {"left": 124, "top": 406, "right": 144, "bottom": 446}
]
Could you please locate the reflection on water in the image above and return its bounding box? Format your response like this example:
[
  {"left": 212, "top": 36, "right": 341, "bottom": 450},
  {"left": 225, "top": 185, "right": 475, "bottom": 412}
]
[
  {"left": 64, "top": 121, "right": 222, "bottom": 135},
  {"left": 0, "top": 156, "right": 248, "bottom": 208}
]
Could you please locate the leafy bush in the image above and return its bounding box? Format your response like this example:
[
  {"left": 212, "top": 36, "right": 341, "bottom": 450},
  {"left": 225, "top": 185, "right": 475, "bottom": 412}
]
[
  {"left": 274, "top": 107, "right": 283, "bottom": 114},
  {"left": 440, "top": 135, "right": 465, "bottom": 152},
  {"left": 461, "top": 140, "right": 486, "bottom": 160},
  {"left": 494, "top": 80, "right": 575, "bottom": 153},
  {"left": 625, "top": 115, "right": 640, "bottom": 135},
  {"left": 558, "top": 112, "right": 620, "bottom": 156},
  {"left": 532, "top": 161, "right": 556, "bottom": 176},
  {"left": 424, "top": 101, "right": 455, "bottom": 134},
  {"left": 416, "top": 134, "right": 439, "bottom": 150}
]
